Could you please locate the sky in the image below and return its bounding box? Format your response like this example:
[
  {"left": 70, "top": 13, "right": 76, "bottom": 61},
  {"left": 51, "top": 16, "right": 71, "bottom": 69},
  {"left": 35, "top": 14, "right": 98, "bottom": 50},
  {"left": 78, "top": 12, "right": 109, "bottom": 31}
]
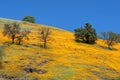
[{"left": 0, "top": 0, "right": 120, "bottom": 34}]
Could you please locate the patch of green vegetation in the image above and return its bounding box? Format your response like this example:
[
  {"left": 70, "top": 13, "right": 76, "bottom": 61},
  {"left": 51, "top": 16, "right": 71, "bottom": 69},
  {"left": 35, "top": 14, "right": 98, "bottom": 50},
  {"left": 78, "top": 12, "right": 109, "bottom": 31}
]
[
  {"left": 49, "top": 65, "right": 75, "bottom": 80},
  {"left": 48, "top": 77, "right": 63, "bottom": 80},
  {"left": 0, "top": 45, "right": 5, "bottom": 68},
  {"left": 114, "top": 77, "right": 120, "bottom": 80},
  {"left": 0, "top": 72, "right": 38, "bottom": 80}
]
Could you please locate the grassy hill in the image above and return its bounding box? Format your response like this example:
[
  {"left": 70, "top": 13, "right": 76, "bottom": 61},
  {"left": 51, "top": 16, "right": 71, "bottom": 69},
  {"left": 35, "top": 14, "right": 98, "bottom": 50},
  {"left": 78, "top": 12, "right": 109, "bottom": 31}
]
[{"left": 0, "top": 18, "right": 120, "bottom": 80}]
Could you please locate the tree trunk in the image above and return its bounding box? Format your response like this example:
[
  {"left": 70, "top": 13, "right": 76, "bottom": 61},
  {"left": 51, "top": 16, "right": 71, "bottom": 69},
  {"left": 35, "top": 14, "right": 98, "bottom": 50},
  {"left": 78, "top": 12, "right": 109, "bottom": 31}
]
[
  {"left": 86, "top": 39, "right": 89, "bottom": 43},
  {"left": 86, "top": 35, "right": 90, "bottom": 43},
  {"left": 43, "top": 39, "right": 46, "bottom": 48},
  {"left": 18, "top": 40, "right": 21, "bottom": 45},
  {"left": 12, "top": 35, "right": 15, "bottom": 44},
  {"left": 108, "top": 40, "right": 112, "bottom": 49}
]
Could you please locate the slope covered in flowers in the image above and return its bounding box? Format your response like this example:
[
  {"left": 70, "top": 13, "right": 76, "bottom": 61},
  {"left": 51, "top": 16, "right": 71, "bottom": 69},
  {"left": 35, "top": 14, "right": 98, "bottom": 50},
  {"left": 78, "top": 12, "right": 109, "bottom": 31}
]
[{"left": 0, "top": 18, "right": 120, "bottom": 80}]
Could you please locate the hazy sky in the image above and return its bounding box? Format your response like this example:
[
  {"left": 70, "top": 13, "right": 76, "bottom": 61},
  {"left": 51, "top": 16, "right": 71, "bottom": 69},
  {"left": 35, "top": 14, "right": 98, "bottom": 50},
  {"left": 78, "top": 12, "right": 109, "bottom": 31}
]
[{"left": 0, "top": 0, "right": 120, "bottom": 34}]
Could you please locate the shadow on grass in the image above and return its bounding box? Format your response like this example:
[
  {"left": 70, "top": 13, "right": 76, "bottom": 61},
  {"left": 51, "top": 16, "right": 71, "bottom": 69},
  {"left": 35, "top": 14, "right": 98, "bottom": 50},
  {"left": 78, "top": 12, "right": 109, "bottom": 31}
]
[
  {"left": 75, "top": 39, "right": 96, "bottom": 45},
  {"left": 96, "top": 44, "right": 118, "bottom": 51},
  {"left": 39, "top": 44, "right": 52, "bottom": 49}
]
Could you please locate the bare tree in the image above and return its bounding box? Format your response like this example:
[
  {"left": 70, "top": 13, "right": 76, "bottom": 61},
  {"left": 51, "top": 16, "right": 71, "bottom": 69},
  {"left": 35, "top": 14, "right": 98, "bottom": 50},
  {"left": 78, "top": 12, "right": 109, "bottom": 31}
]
[
  {"left": 3, "top": 22, "right": 21, "bottom": 44},
  {"left": 101, "top": 31, "right": 119, "bottom": 48},
  {"left": 38, "top": 27, "right": 51, "bottom": 48},
  {"left": 16, "top": 29, "right": 30, "bottom": 45}
]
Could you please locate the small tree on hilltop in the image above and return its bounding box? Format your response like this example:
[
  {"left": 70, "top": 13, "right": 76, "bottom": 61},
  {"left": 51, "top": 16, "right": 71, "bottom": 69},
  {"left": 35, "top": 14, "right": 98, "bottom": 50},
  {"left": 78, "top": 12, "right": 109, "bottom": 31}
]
[
  {"left": 101, "top": 31, "right": 120, "bottom": 48},
  {"left": 74, "top": 23, "right": 97, "bottom": 44},
  {"left": 3, "top": 22, "right": 21, "bottom": 44},
  {"left": 38, "top": 27, "right": 51, "bottom": 48},
  {"left": 22, "top": 16, "right": 35, "bottom": 23}
]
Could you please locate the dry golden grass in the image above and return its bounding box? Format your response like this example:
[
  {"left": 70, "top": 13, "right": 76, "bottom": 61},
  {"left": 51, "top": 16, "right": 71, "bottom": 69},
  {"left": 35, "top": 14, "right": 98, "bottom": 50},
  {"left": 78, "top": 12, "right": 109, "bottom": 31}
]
[{"left": 0, "top": 18, "right": 120, "bottom": 80}]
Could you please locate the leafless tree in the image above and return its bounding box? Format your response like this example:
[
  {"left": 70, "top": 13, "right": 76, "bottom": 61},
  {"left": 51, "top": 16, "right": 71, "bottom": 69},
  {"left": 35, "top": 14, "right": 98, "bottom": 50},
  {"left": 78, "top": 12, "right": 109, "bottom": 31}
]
[
  {"left": 101, "top": 31, "right": 119, "bottom": 48},
  {"left": 38, "top": 27, "right": 51, "bottom": 48},
  {"left": 16, "top": 29, "right": 30, "bottom": 45},
  {"left": 3, "top": 22, "right": 20, "bottom": 44}
]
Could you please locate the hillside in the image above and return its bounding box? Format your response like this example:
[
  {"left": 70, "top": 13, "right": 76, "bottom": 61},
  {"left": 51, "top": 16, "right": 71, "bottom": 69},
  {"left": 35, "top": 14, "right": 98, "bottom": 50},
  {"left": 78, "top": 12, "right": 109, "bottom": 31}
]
[{"left": 0, "top": 18, "right": 120, "bottom": 80}]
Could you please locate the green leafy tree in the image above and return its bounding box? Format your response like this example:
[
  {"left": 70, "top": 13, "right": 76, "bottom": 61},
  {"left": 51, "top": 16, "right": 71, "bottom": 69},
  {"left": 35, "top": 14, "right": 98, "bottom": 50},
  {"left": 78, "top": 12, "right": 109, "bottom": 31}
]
[
  {"left": 3, "top": 22, "right": 21, "bottom": 44},
  {"left": 22, "top": 16, "right": 35, "bottom": 23},
  {"left": 74, "top": 23, "right": 97, "bottom": 44},
  {"left": 101, "top": 31, "right": 120, "bottom": 48}
]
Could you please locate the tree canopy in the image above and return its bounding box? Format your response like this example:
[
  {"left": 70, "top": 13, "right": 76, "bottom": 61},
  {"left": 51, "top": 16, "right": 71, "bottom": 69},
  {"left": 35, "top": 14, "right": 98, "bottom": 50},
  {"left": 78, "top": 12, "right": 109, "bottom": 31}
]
[{"left": 74, "top": 23, "right": 97, "bottom": 44}]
